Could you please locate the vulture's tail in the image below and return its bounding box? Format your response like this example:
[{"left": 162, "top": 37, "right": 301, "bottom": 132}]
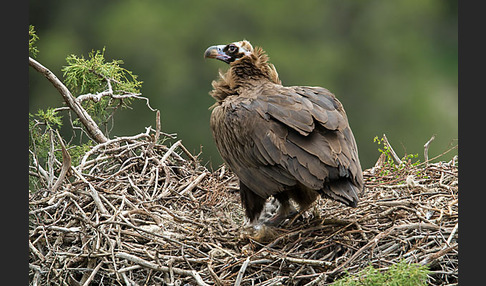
[{"left": 320, "top": 179, "right": 360, "bottom": 207}]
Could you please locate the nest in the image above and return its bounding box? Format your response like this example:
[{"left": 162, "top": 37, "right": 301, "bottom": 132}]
[{"left": 29, "top": 129, "right": 458, "bottom": 285}]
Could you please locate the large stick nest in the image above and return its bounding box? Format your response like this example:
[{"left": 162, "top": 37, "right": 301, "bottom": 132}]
[{"left": 29, "top": 129, "right": 458, "bottom": 285}]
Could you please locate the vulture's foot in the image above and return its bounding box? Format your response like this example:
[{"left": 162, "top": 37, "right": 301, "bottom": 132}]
[
  {"left": 263, "top": 208, "right": 298, "bottom": 226},
  {"left": 262, "top": 198, "right": 298, "bottom": 226}
]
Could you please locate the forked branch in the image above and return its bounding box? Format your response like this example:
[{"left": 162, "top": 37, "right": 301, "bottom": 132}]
[{"left": 29, "top": 57, "right": 108, "bottom": 144}]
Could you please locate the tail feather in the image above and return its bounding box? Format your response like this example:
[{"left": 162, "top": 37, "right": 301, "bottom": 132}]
[{"left": 321, "top": 180, "right": 360, "bottom": 207}]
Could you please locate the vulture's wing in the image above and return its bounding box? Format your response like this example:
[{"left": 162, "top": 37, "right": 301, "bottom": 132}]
[{"left": 211, "top": 85, "right": 363, "bottom": 199}]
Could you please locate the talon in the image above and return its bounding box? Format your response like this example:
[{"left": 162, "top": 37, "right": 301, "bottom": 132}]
[{"left": 264, "top": 207, "right": 298, "bottom": 226}]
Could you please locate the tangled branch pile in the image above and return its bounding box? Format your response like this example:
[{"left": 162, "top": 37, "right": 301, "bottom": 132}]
[{"left": 29, "top": 128, "right": 458, "bottom": 286}]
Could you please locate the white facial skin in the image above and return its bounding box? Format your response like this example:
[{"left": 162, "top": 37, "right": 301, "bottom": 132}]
[{"left": 204, "top": 40, "right": 254, "bottom": 64}]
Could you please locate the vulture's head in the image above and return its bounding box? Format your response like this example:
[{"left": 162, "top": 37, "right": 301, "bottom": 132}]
[
  {"left": 204, "top": 40, "right": 254, "bottom": 64},
  {"left": 204, "top": 40, "right": 281, "bottom": 91}
]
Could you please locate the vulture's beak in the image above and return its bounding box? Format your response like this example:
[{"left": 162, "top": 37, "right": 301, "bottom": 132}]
[{"left": 204, "top": 45, "right": 231, "bottom": 64}]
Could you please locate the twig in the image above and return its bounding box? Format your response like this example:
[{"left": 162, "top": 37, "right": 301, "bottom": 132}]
[
  {"left": 424, "top": 135, "right": 436, "bottom": 166},
  {"left": 76, "top": 72, "right": 157, "bottom": 112},
  {"left": 78, "top": 132, "right": 151, "bottom": 170},
  {"left": 446, "top": 223, "right": 458, "bottom": 246},
  {"left": 116, "top": 252, "right": 210, "bottom": 286},
  {"left": 332, "top": 227, "right": 395, "bottom": 274},
  {"left": 303, "top": 272, "right": 326, "bottom": 286},
  {"left": 29, "top": 149, "right": 49, "bottom": 182},
  {"left": 70, "top": 167, "right": 109, "bottom": 215},
  {"left": 207, "top": 262, "right": 223, "bottom": 286},
  {"left": 416, "top": 144, "right": 458, "bottom": 168},
  {"left": 275, "top": 255, "right": 332, "bottom": 267},
  {"left": 420, "top": 243, "right": 458, "bottom": 266},
  {"left": 151, "top": 110, "right": 161, "bottom": 146},
  {"left": 81, "top": 261, "right": 103, "bottom": 286},
  {"left": 160, "top": 140, "right": 182, "bottom": 165},
  {"left": 51, "top": 130, "right": 72, "bottom": 192},
  {"left": 234, "top": 257, "right": 251, "bottom": 286},
  {"left": 393, "top": 222, "right": 440, "bottom": 231},
  {"left": 382, "top": 134, "right": 402, "bottom": 166},
  {"left": 29, "top": 240, "right": 45, "bottom": 262},
  {"left": 180, "top": 172, "right": 208, "bottom": 195}
]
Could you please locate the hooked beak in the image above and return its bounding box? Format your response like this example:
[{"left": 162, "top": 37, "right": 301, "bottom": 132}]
[{"left": 204, "top": 45, "right": 231, "bottom": 64}]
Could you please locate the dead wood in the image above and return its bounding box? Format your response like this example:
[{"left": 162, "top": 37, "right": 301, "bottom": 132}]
[
  {"left": 29, "top": 128, "right": 458, "bottom": 285},
  {"left": 29, "top": 57, "right": 108, "bottom": 144}
]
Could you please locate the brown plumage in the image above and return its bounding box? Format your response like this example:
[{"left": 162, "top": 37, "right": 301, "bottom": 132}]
[{"left": 204, "top": 40, "right": 364, "bottom": 225}]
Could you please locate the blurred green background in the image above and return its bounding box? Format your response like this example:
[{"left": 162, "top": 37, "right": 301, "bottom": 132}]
[{"left": 29, "top": 0, "right": 457, "bottom": 170}]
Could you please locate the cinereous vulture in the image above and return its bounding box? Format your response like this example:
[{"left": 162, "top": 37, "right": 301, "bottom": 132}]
[{"left": 204, "top": 40, "right": 364, "bottom": 225}]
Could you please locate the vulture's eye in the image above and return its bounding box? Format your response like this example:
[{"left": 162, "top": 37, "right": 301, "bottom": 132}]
[{"left": 227, "top": 44, "right": 238, "bottom": 54}]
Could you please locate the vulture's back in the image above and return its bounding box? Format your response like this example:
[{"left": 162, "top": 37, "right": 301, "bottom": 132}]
[{"left": 210, "top": 83, "right": 364, "bottom": 207}]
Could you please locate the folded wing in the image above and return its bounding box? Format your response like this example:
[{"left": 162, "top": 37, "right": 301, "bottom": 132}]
[{"left": 210, "top": 85, "right": 363, "bottom": 205}]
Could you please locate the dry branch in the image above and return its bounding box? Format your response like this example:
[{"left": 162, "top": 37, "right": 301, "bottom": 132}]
[
  {"left": 424, "top": 135, "right": 436, "bottom": 166},
  {"left": 76, "top": 73, "right": 157, "bottom": 112},
  {"left": 29, "top": 57, "right": 108, "bottom": 144},
  {"left": 51, "top": 130, "right": 72, "bottom": 193},
  {"left": 234, "top": 257, "right": 250, "bottom": 286},
  {"left": 116, "top": 252, "right": 210, "bottom": 286},
  {"left": 382, "top": 134, "right": 402, "bottom": 166}
]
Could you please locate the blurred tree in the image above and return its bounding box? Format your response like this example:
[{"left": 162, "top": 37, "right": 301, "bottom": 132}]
[{"left": 29, "top": 0, "right": 457, "bottom": 169}]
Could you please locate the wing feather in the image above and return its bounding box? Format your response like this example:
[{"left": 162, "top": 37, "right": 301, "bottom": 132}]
[
  {"left": 210, "top": 84, "right": 363, "bottom": 200},
  {"left": 266, "top": 102, "right": 314, "bottom": 135}
]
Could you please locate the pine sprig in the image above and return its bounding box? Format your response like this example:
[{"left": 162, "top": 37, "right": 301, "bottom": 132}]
[
  {"left": 29, "top": 25, "right": 39, "bottom": 58},
  {"left": 61, "top": 48, "right": 144, "bottom": 131},
  {"left": 62, "top": 47, "right": 142, "bottom": 95}
]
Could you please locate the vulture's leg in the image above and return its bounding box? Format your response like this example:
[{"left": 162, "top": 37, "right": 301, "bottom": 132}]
[
  {"left": 265, "top": 191, "right": 297, "bottom": 226},
  {"left": 239, "top": 182, "right": 266, "bottom": 224},
  {"left": 286, "top": 186, "right": 320, "bottom": 224},
  {"left": 289, "top": 185, "right": 319, "bottom": 211}
]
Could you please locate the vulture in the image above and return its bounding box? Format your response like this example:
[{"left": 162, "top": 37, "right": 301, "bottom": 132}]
[{"left": 204, "top": 40, "right": 364, "bottom": 226}]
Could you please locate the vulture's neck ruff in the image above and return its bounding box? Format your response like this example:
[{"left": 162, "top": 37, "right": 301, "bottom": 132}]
[{"left": 205, "top": 41, "right": 281, "bottom": 103}]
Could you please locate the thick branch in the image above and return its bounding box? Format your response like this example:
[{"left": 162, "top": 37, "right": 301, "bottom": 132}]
[{"left": 29, "top": 57, "right": 108, "bottom": 144}]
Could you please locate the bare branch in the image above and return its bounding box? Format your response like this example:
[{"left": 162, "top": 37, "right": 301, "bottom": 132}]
[
  {"left": 70, "top": 167, "right": 109, "bottom": 215},
  {"left": 424, "top": 134, "right": 436, "bottom": 166},
  {"left": 78, "top": 131, "right": 151, "bottom": 171},
  {"left": 234, "top": 257, "right": 250, "bottom": 286},
  {"left": 29, "top": 149, "right": 48, "bottom": 183},
  {"left": 382, "top": 134, "right": 402, "bottom": 166},
  {"left": 81, "top": 261, "right": 104, "bottom": 286},
  {"left": 51, "top": 130, "right": 72, "bottom": 192},
  {"left": 76, "top": 74, "right": 157, "bottom": 112},
  {"left": 116, "top": 252, "right": 210, "bottom": 286},
  {"left": 29, "top": 57, "right": 108, "bottom": 143},
  {"left": 179, "top": 172, "right": 208, "bottom": 196}
]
